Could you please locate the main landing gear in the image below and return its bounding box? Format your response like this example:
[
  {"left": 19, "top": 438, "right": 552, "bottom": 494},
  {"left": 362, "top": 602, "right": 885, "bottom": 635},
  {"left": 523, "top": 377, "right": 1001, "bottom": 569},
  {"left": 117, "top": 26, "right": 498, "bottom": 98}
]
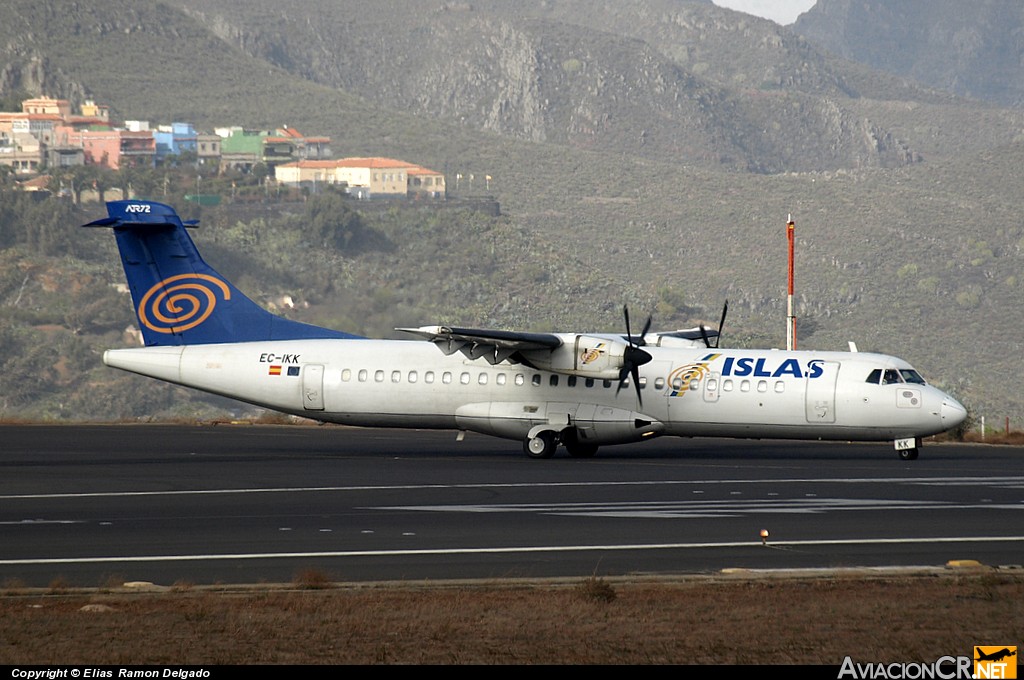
[
  {"left": 524, "top": 431, "right": 558, "bottom": 459},
  {"left": 523, "top": 429, "right": 599, "bottom": 459}
]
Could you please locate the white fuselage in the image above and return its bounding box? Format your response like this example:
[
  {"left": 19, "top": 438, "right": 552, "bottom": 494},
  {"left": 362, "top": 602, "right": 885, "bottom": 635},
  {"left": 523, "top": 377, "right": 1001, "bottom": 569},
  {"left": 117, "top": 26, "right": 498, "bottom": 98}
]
[{"left": 104, "top": 338, "right": 966, "bottom": 446}]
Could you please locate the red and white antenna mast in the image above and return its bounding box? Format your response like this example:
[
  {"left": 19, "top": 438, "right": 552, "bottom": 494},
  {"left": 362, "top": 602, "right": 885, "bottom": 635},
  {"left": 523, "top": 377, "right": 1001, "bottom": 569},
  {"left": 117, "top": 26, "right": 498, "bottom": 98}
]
[{"left": 786, "top": 214, "right": 796, "bottom": 350}]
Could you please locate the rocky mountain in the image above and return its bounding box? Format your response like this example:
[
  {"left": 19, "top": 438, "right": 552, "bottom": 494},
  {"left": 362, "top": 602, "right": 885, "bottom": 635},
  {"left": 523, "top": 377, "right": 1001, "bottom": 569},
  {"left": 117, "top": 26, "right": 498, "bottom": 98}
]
[
  {"left": 794, "top": 0, "right": 1024, "bottom": 107},
  {"left": 168, "top": 0, "right": 941, "bottom": 173}
]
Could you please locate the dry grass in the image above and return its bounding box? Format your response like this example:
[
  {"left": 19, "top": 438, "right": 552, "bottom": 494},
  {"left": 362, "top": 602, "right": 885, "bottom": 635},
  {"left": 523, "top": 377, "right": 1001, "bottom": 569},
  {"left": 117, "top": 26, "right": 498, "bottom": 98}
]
[
  {"left": 1, "top": 572, "right": 1021, "bottom": 664},
  {"left": 962, "top": 431, "right": 1024, "bottom": 446}
]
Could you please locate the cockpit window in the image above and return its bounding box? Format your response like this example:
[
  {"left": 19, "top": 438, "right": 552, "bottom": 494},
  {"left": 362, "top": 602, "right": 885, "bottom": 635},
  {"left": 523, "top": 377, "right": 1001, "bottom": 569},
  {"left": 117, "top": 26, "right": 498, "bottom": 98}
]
[
  {"left": 899, "top": 369, "right": 926, "bottom": 385},
  {"left": 867, "top": 368, "right": 926, "bottom": 385}
]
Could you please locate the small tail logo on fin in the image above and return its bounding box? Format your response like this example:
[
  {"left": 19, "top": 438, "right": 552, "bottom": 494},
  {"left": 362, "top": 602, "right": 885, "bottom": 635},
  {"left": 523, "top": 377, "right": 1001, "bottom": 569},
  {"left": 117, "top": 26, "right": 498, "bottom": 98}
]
[{"left": 139, "top": 273, "right": 232, "bottom": 335}]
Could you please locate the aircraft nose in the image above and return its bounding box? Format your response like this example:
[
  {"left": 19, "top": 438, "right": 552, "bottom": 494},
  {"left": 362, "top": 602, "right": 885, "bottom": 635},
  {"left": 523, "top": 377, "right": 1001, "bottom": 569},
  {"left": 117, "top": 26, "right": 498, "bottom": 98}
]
[{"left": 939, "top": 396, "right": 968, "bottom": 429}]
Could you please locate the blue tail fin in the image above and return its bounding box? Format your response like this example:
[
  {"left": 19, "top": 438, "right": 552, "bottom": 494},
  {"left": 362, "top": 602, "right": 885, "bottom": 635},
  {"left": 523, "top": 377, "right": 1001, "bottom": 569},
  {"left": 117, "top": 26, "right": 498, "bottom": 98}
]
[{"left": 85, "top": 200, "right": 361, "bottom": 346}]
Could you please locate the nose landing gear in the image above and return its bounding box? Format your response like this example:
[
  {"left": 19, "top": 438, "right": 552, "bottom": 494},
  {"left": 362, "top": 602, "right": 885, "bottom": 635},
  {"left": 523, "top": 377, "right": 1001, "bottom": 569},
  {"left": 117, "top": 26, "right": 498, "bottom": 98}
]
[{"left": 895, "top": 437, "right": 921, "bottom": 461}]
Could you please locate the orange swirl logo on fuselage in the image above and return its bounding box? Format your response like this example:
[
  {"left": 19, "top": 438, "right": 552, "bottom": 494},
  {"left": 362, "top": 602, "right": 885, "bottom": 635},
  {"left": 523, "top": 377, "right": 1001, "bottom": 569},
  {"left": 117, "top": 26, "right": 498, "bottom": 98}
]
[
  {"left": 138, "top": 274, "right": 231, "bottom": 334},
  {"left": 667, "top": 362, "right": 712, "bottom": 397}
]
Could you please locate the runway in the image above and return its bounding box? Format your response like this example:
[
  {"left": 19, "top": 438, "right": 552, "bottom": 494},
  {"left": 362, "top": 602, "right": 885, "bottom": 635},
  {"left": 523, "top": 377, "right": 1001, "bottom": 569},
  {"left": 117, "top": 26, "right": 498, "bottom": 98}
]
[{"left": 1, "top": 424, "right": 1022, "bottom": 587}]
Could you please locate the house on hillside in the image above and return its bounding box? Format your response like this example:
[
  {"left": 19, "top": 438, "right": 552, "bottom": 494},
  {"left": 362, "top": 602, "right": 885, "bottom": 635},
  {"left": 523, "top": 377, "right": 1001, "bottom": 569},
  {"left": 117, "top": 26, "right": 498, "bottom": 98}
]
[
  {"left": 196, "top": 134, "right": 221, "bottom": 167},
  {"left": 275, "top": 157, "right": 445, "bottom": 198},
  {"left": 218, "top": 126, "right": 327, "bottom": 173},
  {"left": 0, "top": 130, "right": 43, "bottom": 175},
  {"left": 154, "top": 122, "right": 198, "bottom": 160},
  {"left": 60, "top": 128, "right": 156, "bottom": 170},
  {"left": 277, "top": 126, "right": 331, "bottom": 160}
]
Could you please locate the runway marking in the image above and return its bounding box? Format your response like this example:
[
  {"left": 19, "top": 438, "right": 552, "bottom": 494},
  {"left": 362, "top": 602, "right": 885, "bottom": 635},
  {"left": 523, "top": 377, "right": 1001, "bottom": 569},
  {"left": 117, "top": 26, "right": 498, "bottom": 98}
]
[
  {"left": 4, "top": 476, "right": 1024, "bottom": 500},
  {"left": 376, "top": 498, "right": 1024, "bottom": 519},
  {"left": 2, "top": 535, "right": 1024, "bottom": 566}
]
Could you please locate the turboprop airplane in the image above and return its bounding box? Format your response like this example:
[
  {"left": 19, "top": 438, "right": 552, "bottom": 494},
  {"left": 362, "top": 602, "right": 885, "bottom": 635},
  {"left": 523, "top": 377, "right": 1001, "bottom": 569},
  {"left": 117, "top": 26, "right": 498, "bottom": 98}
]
[{"left": 87, "top": 200, "right": 967, "bottom": 460}]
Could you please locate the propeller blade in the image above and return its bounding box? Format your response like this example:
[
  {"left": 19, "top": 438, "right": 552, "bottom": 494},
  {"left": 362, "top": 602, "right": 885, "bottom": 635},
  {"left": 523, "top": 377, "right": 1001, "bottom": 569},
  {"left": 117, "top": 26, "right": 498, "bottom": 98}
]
[
  {"left": 618, "top": 305, "right": 653, "bottom": 404},
  {"left": 637, "top": 315, "right": 652, "bottom": 346},
  {"left": 631, "top": 364, "right": 643, "bottom": 406},
  {"left": 715, "top": 300, "right": 729, "bottom": 348},
  {"left": 699, "top": 324, "right": 710, "bottom": 348}
]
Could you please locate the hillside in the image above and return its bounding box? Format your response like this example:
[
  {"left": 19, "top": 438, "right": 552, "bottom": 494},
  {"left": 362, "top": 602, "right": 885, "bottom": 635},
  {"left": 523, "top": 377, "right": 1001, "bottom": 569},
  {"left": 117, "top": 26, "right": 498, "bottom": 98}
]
[
  {"left": 794, "top": 0, "right": 1024, "bottom": 107},
  {"left": 0, "top": 0, "right": 1023, "bottom": 426}
]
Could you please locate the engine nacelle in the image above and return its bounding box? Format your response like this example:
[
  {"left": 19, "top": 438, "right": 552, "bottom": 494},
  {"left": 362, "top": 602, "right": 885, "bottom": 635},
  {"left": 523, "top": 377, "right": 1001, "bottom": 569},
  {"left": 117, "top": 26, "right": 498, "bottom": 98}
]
[{"left": 524, "top": 334, "right": 629, "bottom": 380}]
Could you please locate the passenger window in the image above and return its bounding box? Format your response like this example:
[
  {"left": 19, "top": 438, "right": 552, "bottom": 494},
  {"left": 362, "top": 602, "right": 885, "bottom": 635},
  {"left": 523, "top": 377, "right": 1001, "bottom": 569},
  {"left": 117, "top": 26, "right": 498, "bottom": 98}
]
[
  {"left": 689, "top": 379, "right": 700, "bottom": 391},
  {"left": 866, "top": 369, "right": 882, "bottom": 384},
  {"left": 358, "top": 369, "right": 368, "bottom": 382},
  {"left": 478, "top": 373, "right": 487, "bottom": 385},
  {"left": 639, "top": 377, "right": 647, "bottom": 388},
  {"left": 757, "top": 380, "right": 768, "bottom": 393},
  {"left": 460, "top": 372, "right": 470, "bottom": 385},
  {"left": 341, "top": 369, "right": 351, "bottom": 382},
  {"left": 515, "top": 374, "right": 525, "bottom": 386},
  {"left": 774, "top": 381, "right": 785, "bottom": 393},
  {"left": 707, "top": 378, "right": 718, "bottom": 391},
  {"left": 671, "top": 376, "right": 684, "bottom": 390},
  {"left": 442, "top": 372, "right": 452, "bottom": 384},
  {"left": 567, "top": 376, "right": 577, "bottom": 388},
  {"left": 408, "top": 371, "right": 418, "bottom": 383},
  {"left": 374, "top": 370, "right": 384, "bottom": 382},
  {"left": 497, "top": 373, "right": 506, "bottom": 386},
  {"left": 654, "top": 377, "right": 665, "bottom": 389},
  {"left": 740, "top": 380, "right": 751, "bottom": 392},
  {"left": 425, "top": 371, "right": 435, "bottom": 384},
  {"left": 532, "top": 374, "right": 542, "bottom": 386},
  {"left": 549, "top": 375, "right": 559, "bottom": 387},
  {"left": 723, "top": 379, "right": 733, "bottom": 392},
  {"left": 391, "top": 370, "right": 401, "bottom": 383}
]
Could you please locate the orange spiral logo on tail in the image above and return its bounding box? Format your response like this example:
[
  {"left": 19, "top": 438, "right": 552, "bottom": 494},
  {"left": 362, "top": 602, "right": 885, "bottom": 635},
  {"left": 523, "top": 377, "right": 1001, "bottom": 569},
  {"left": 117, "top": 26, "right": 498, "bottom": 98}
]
[{"left": 139, "top": 274, "right": 231, "bottom": 334}]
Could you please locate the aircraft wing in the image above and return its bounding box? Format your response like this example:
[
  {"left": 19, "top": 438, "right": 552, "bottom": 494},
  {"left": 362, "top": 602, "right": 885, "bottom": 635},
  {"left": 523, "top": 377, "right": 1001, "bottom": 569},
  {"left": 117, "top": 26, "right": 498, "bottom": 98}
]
[{"left": 397, "top": 326, "right": 562, "bottom": 364}]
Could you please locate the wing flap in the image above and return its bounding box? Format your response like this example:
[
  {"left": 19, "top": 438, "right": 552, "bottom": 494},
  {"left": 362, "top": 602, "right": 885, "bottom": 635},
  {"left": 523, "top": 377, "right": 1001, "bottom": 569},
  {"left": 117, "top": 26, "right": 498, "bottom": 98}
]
[
  {"left": 398, "top": 326, "right": 562, "bottom": 365},
  {"left": 398, "top": 326, "right": 562, "bottom": 350}
]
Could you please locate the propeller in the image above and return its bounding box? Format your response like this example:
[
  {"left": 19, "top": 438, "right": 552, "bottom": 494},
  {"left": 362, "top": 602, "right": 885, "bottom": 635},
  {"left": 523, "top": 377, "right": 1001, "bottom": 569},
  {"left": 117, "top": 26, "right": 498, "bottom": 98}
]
[
  {"left": 617, "top": 305, "right": 653, "bottom": 405},
  {"left": 700, "top": 300, "right": 729, "bottom": 349}
]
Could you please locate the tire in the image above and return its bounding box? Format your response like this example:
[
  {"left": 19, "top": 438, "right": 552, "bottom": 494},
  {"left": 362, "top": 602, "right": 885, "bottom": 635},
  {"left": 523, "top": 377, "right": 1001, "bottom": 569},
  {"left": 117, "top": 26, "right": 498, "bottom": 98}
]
[
  {"left": 898, "top": 448, "right": 919, "bottom": 461},
  {"left": 524, "top": 431, "right": 557, "bottom": 459}
]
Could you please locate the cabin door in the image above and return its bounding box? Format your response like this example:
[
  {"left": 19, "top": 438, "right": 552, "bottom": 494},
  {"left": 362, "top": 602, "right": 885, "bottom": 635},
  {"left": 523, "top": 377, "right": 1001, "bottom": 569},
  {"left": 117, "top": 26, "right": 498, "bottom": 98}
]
[
  {"left": 303, "top": 364, "right": 325, "bottom": 411},
  {"left": 805, "top": 361, "right": 839, "bottom": 423}
]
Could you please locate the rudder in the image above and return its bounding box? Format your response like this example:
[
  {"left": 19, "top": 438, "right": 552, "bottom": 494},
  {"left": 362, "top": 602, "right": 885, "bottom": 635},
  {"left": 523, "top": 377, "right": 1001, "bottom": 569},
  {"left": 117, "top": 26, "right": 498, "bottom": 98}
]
[{"left": 85, "top": 200, "right": 360, "bottom": 346}]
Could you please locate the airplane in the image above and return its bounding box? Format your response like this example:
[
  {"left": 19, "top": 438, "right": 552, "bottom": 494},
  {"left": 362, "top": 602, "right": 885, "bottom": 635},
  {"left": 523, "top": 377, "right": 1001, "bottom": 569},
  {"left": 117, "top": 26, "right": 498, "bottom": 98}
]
[
  {"left": 86, "top": 199, "right": 968, "bottom": 460},
  {"left": 976, "top": 648, "right": 1017, "bottom": 663}
]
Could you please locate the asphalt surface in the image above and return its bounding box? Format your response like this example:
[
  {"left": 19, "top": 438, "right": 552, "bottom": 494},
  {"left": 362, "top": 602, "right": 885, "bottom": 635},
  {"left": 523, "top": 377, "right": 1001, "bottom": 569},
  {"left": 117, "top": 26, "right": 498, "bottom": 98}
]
[{"left": 1, "top": 424, "right": 1022, "bottom": 587}]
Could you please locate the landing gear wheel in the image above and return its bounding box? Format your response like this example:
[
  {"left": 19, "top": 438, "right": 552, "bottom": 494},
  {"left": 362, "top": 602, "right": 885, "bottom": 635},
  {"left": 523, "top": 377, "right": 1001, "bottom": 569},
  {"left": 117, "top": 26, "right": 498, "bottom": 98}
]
[
  {"left": 898, "top": 448, "right": 919, "bottom": 461},
  {"left": 524, "top": 431, "right": 557, "bottom": 459}
]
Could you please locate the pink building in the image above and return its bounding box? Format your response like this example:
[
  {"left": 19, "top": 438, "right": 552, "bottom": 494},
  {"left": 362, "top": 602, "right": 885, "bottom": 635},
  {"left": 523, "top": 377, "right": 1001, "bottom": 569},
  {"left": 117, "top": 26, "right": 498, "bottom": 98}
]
[{"left": 59, "top": 128, "right": 155, "bottom": 170}]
